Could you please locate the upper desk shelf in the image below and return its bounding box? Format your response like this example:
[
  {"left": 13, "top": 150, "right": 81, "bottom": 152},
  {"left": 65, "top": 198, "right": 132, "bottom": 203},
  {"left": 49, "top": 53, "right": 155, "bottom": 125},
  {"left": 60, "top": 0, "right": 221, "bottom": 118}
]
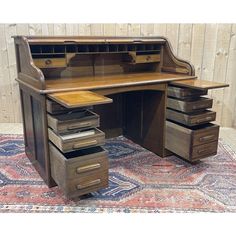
[{"left": 13, "top": 36, "right": 228, "bottom": 93}]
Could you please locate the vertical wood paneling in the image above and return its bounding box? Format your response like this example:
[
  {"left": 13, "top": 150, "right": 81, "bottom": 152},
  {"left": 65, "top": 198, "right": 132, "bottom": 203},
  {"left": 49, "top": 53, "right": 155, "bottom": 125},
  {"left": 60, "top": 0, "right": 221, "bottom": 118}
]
[
  {"left": 128, "top": 24, "right": 141, "bottom": 36},
  {"left": 41, "top": 24, "right": 54, "bottom": 35},
  {"left": 201, "top": 24, "right": 218, "bottom": 82},
  {"left": 53, "top": 24, "right": 66, "bottom": 35},
  {"left": 165, "top": 24, "right": 179, "bottom": 54},
  {"left": 115, "top": 24, "right": 128, "bottom": 36},
  {"left": 78, "top": 24, "right": 91, "bottom": 35},
  {"left": 221, "top": 25, "right": 236, "bottom": 127},
  {"left": 0, "top": 24, "right": 15, "bottom": 122},
  {"left": 4, "top": 24, "right": 20, "bottom": 122},
  {"left": 0, "top": 23, "right": 236, "bottom": 128},
  {"left": 104, "top": 24, "right": 116, "bottom": 36},
  {"left": 211, "top": 24, "right": 232, "bottom": 123},
  {"left": 65, "top": 24, "right": 79, "bottom": 36},
  {"left": 153, "top": 24, "right": 167, "bottom": 36},
  {"left": 140, "top": 24, "right": 154, "bottom": 36},
  {"left": 190, "top": 24, "right": 206, "bottom": 77},
  {"left": 90, "top": 24, "right": 104, "bottom": 36},
  {"left": 28, "top": 24, "right": 42, "bottom": 35},
  {"left": 177, "top": 24, "right": 193, "bottom": 61}
]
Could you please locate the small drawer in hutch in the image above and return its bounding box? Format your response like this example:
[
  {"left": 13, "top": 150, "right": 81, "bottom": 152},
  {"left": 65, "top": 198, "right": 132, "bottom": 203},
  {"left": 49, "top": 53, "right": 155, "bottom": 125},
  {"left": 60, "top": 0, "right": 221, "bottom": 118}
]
[{"left": 33, "top": 58, "right": 66, "bottom": 68}]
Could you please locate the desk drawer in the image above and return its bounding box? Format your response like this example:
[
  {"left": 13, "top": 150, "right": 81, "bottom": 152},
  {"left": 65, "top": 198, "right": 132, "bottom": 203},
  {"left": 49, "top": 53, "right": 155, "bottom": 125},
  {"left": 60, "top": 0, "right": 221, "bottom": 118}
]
[
  {"left": 34, "top": 58, "right": 66, "bottom": 68},
  {"left": 167, "top": 97, "right": 213, "bottom": 113},
  {"left": 49, "top": 143, "right": 108, "bottom": 198},
  {"left": 166, "top": 109, "right": 216, "bottom": 126},
  {"left": 135, "top": 54, "right": 161, "bottom": 64},
  {"left": 166, "top": 121, "right": 219, "bottom": 162},
  {"left": 168, "top": 85, "right": 207, "bottom": 99},
  {"left": 47, "top": 110, "right": 99, "bottom": 134},
  {"left": 192, "top": 141, "right": 218, "bottom": 161},
  {"left": 48, "top": 128, "right": 105, "bottom": 153}
]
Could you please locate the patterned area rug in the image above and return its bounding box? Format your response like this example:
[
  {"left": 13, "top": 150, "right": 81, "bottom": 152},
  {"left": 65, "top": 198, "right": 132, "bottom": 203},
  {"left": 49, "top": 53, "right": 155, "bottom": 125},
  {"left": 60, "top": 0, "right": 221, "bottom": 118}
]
[{"left": 0, "top": 134, "right": 236, "bottom": 213}]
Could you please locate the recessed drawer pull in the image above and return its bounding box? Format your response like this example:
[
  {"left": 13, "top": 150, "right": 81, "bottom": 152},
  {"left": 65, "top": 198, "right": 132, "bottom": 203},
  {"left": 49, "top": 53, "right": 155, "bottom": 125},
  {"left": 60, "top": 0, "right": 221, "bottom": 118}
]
[
  {"left": 199, "top": 135, "right": 215, "bottom": 142},
  {"left": 77, "top": 179, "right": 101, "bottom": 190},
  {"left": 76, "top": 163, "right": 101, "bottom": 174},
  {"left": 192, "top": 104, "right": 208, "bottom": 110},
  {"left": 197, "top": 149, "right": 213, "bottom": 155},
  {"left": 73, "top": 140, "right": 98, "bottom": 149},
  {"left": 67, "top": 122, "right": 92, "bottom": 130},
  {"left": 195, "top": 116, "right": 213, "bottom": 124}
]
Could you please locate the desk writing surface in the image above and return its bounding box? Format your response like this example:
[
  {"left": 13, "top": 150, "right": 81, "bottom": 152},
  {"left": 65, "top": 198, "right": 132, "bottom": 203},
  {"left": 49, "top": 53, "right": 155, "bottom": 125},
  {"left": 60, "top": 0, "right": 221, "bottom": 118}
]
[{"left": 45, "top": 72, "right": 196, "bottom": 94}]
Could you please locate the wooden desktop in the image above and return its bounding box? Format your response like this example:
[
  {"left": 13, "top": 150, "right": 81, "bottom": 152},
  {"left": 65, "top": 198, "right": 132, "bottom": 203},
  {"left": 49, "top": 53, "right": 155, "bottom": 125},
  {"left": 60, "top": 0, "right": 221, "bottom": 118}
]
[{"left": 13, "top": 36, "right": 228, "bottom": 198}]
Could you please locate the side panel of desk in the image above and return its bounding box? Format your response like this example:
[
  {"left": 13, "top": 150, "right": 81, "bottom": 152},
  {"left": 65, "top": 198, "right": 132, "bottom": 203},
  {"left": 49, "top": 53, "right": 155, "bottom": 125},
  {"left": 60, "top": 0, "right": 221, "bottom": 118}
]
[{"left": 19, "top": 83, "right": 55, "bottom": 187}]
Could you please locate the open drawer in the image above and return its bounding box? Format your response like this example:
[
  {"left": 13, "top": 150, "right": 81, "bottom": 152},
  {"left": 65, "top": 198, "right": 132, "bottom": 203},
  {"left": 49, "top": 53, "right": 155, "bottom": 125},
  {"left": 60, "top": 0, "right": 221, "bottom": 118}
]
[
  {"left": 47, "top": 110, "right": 99, "bottom": 134},
  {"left": 49, "top": 143, "right": 108, "bottom": 198},
  {"left": 166, "top": 121, "right": 219, "bottom": 162},
  {"left": 166, "top": 109, "right": 216, "bottom": 126},
  {"left": 167, "top": 97, "right": 213, "bottom": 113},
  {"left": 48, "top": 90, "right": 113, "bottom": 109},
  {"left": 48, "top": 127, "right": 105, "bottom": 153}
]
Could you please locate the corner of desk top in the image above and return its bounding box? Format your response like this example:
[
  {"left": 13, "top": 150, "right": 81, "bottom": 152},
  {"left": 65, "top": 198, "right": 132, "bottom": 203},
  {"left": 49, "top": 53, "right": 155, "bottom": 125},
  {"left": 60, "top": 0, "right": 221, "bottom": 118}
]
[{"left": 169, "top": 78, "right": 229, "bottom": 90}]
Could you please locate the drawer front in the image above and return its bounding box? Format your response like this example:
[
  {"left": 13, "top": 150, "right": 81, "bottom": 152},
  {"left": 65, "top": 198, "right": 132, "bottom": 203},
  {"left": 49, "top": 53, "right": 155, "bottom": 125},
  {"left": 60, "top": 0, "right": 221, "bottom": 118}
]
[
  {"left": 192, "top": 141, "right": 218, "bottom": 161},
  {"left": 192, "top": 124, "right": 219, "bottom": 146},
  {"left": 50, "top": 143, "right": 108, "bottom": 180},
  {"left": 49, "top": 143, "right": 109, "bottom": 198},
  {"left": 167, "top": 97, "right": 213, "bottom": 113},
  {"left": 47, "top": 110, "right": 99, "bottom": 134},
  {"left": 135, "top": 54, "right": 161, "bottom": 63},
  {"left": 66, "top": 172, "right": 108, "bottom": 198},
  {"left": 166, "top": 121, "right": 219, "bottom": 162},
  {"left": 34, "top": 58, "right": 66, "bottom": 68},
  {"left": 166, "top": 109, "right": 216, "bottom": 126},
  {"left": 48, "top": 128, "right": 105, "bottom": 153},
  {"left": 168, "top": 86, "right": 207, "bottom": 99},
  {"left": 68, "top": 155, "right": 108, "bottom": 179}
]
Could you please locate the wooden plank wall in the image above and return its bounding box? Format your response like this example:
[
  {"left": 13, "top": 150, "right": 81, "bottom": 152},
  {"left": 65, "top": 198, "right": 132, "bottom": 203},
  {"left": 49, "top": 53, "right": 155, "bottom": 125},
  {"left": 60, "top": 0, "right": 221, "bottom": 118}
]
[{"left": 0, "top": 23, "right": 235, "bottom": 128}]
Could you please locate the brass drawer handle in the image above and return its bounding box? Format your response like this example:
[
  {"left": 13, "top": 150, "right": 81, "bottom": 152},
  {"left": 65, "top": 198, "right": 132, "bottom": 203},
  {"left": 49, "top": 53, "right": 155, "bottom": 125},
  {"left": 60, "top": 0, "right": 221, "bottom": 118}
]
[
  {"left": 77, "top": 179, "right": 101, "bottom": 190},
  {"left": 76, "top": 163, "right": 101, "bottom": 174},
  {"left": 195, "top": 116, "right": 213, "bottom": 124},
  {"left": 146, "top": 55, "right": 151, "bottom": 61},
  {"left": 199, "top": 135, "right": 215, "bottom": 142},
  {"left": 73, "top": 140, "right": 98, "bottom": 149},
  {"left": 67, "top": 122, "right": 92, "bottom": 130},
  {"left": 45, "top": 59, "right": 52, "bottom": 65}
]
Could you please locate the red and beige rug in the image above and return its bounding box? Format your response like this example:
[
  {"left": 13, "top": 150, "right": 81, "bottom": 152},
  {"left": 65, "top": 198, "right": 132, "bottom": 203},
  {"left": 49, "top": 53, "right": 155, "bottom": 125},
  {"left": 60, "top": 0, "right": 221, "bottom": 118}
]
[{"left": 0, "top": 134, "right": 236, "bottom": 213}]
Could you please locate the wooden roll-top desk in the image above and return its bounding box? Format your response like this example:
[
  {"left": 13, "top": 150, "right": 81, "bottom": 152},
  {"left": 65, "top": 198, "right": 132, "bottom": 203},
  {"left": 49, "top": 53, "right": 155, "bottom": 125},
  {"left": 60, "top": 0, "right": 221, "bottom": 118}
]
[{"left": 13, "top": 36, "right": 228, "bottom": 198}]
